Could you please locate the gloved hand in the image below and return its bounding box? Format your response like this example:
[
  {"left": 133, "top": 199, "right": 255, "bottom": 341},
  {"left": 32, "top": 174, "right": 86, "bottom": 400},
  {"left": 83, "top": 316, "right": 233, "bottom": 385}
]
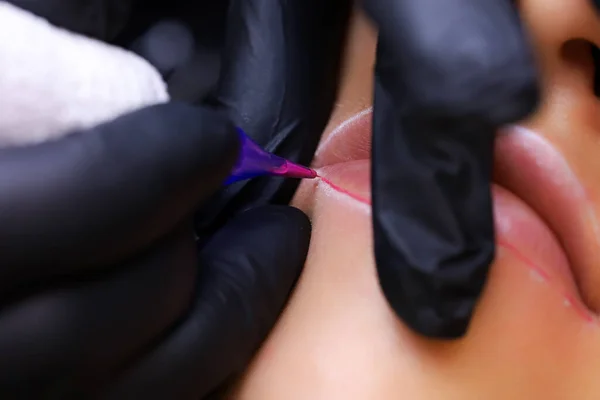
[
  {"left": 0, "top": 103, "right": 311, "bottom": 399},
  {"left": 364, "top": 0, "right": 540, "bottom": 338},
  {"left": 0, "top": 3, "right": 311, "bottom": 398}
]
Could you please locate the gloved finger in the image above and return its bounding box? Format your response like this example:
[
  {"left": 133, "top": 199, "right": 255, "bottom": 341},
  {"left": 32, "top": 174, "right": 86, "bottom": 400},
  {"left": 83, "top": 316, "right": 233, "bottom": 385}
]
[
  {"left": 0, "top": 103, "right": 238, "bottom": 291},
  {"left": 99, "top": 205, "right": 311, "bottom": 400},
  {"left": 0, "top": 226, "right": 198, "bottom": 398},
  {"left": 6, "top": 0, "right": 136, "bottom": 41},
  {"left": 116, "top": 2, "right": 230, "bottom": 98},
  {"left": 364, "top": 0, "right": 539, "bottom": 124},
  {"left": 368, "top": 0, "right": 540, "bottom": 338},
  {"left": 371, "top": 78, "right": 496, "bottom": 339},
  {"left": 195, "top": 0, "right": 352, "bottom": 234}
]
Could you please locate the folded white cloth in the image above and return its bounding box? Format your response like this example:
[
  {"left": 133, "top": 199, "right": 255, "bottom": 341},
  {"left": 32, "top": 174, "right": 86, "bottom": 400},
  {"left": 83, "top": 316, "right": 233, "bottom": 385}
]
[{"left": 0, "top": 2, "right": 169, "bottom": 148}]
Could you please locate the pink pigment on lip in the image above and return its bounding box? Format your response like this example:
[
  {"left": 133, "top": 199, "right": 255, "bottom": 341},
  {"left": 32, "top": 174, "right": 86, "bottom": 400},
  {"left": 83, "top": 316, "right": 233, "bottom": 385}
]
[
  {"left": 278, "top": 160, "right": 318, "bottom": 179},
  {"left": 499, "top": 240, "right": 594, "bottom": 323},
  {"left": 318, "top": 176, "right": 371, "bottom": 205}
]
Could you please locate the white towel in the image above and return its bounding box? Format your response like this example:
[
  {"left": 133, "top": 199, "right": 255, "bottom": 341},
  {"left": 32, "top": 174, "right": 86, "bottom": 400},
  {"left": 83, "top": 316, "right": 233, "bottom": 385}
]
[{"left": 0, "top": 1, "right": 170, "bottom": 148}]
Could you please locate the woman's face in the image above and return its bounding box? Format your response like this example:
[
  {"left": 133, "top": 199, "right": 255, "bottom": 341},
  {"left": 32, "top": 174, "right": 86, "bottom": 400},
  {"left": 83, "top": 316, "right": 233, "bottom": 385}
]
[{"left": 229, "top": 1, "right": 600, "bottom": 398}]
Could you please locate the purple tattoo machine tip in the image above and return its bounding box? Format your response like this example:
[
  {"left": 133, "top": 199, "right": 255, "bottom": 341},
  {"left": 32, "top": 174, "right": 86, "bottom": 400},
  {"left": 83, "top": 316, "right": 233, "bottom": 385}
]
[{"left": 224, "top": 128, "right": 318, "bottom": 185}]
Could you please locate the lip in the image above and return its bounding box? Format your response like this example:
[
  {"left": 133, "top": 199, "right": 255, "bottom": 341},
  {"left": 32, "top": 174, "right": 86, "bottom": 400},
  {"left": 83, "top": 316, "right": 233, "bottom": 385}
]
[
  {"left": 313, "top": 109, "right": 597, "bottom": 321},
  {"left": 311, "top": 108, "right": 372, "bottom": 206},
  {"left": 313, "top": 108, "right": 372, "bottom": 169},
  {"left": 494, "top": 125, "right": 600, "bottom": 317}
]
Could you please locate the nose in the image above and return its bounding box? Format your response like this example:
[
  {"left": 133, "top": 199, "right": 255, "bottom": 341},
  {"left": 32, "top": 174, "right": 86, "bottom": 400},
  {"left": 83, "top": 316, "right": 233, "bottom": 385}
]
[{"left": 519, "top": 0, "right": 600, "bottom": 114}]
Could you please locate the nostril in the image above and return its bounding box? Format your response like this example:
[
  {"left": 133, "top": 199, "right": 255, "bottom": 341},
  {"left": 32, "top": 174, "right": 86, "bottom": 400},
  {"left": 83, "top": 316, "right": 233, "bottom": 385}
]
[
  {"left": 559, "top": 39, "right": 600, "bottom": 98},
  {"left": 592, "top": 44, "right": 600, "bottom": 97}
]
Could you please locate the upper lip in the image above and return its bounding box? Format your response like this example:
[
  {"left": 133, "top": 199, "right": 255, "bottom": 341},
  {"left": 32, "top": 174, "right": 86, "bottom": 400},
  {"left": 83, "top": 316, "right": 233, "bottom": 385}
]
[
  {"left": 313, "top": 108, "right": 372, "bottom": 168},
  {"left": 494, "top": 125, "right": 600, "bottom": 312}
]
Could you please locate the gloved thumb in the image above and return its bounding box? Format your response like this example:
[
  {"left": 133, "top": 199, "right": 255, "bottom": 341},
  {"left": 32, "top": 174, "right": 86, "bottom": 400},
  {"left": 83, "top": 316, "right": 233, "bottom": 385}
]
[{"left": 0, "top": 103, "right": 239, "bottom": 292}]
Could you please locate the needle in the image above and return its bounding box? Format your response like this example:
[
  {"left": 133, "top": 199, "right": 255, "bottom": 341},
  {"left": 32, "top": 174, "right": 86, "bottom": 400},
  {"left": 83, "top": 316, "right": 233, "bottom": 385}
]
[{"left": 224, "top": 128, "right": 318, "bottom": 185}]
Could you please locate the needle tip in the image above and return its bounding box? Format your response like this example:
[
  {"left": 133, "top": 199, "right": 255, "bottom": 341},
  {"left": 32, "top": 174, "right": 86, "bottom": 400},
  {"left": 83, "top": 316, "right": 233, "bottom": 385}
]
[{"left": 282, "top": 161, "right": 319, "bottom": 180}]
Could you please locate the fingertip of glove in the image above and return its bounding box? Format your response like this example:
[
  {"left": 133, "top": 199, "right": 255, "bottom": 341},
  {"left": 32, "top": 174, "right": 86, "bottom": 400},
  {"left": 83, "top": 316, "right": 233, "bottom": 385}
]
[
  {"left": 395, "top": 300, "right": 473, "bottom": 340},
  {"left": 201, "top": 205, "right": 311, "bottom": 279},
  {"left": 105, "top": 102, "right": 240, "bottom": 190},
  {"left": 376, "top": 260, "right": 475, "bottom": 339},
  {"left": 136, "top": 102, "right": 239, "bottom": 154},
  {"left": 251, "top": 205, "right": 312, "bottom": 272},
  {"left": 229, "top": 205, "right": 312, "bottom": 244},
  {"left": 195, "top": 205, "right": 311, "bottom": 355}
]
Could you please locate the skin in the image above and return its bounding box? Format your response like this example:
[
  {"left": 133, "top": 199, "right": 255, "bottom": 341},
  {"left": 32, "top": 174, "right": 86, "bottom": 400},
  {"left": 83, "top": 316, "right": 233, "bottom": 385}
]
[{"left": 228, "top": 1, "right": 600, "bottom": 398}]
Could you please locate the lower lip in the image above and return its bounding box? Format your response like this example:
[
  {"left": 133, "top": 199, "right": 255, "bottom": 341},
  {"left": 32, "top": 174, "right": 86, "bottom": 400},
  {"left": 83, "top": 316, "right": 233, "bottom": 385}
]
[{"left": 316, "top": 152, "right": 593, "bottom": 323}]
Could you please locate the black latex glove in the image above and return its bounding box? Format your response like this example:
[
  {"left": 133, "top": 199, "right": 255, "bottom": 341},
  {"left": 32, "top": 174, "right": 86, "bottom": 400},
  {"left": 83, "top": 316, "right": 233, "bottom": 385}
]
[
  {"left": 364, "top": 0, "right": 540, "bottom": 338},
  {"left": 0, "top": 103, "right": 311, "bottom": 399}
]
